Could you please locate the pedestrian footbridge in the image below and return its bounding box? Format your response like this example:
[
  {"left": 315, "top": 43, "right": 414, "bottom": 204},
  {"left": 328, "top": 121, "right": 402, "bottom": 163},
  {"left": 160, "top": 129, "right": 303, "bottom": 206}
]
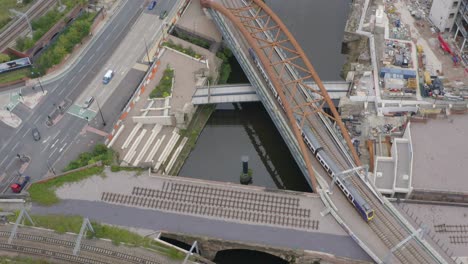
[{"left": 192, "top": 81, "right": 350, "bottom": 105}]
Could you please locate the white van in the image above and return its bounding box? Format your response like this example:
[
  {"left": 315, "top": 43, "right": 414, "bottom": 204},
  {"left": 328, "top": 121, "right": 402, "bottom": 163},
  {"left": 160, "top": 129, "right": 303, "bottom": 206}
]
[{"left": 102, "top": 70, "right": 114, "bottom": 84}]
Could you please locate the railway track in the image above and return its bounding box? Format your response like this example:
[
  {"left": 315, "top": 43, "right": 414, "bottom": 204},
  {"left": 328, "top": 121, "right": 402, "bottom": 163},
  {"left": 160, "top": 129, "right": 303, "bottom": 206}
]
[
  {"left": 218, "top": 1, "right": 449, "bottom": 262},
  {"left": 0, "top": 231, "right": 162, "bottom": 264},
  {"left": 0, "top": 0, "right": 57, "bottom": 52},
  {"left": 0, "top": 242, "right": 107, "bottom": 264}
]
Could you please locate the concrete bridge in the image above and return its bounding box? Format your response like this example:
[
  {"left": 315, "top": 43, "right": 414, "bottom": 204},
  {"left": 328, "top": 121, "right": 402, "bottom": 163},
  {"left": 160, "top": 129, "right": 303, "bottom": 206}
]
[{"left": 192, "top": 81, "right": 350, "bottom": 105}]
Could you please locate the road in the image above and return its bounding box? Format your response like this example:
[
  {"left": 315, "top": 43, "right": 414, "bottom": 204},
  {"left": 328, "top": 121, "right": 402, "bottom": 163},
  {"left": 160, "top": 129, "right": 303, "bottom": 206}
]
[{"left": 0, "top": 0, "right": 177, "bottom": 192}]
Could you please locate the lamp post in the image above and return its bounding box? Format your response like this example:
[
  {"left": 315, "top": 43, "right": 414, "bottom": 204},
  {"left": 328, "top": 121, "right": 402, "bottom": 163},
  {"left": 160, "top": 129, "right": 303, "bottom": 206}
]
[
  {"left": 95, "top": 97, "right": 106, "bottom": 126},
  {"left": 143, "top": 37, "right": 151, "bottom": 64},
  {"left": 31, "top": 68, "right": 45, "bottom": 94}
]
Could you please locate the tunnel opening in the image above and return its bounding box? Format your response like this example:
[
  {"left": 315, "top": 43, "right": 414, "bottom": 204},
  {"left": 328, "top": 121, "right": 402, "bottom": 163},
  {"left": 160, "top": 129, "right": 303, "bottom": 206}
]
[
  {"left": 214, "top": 249, "right": 289, "bottom": 264},
  {"left": 159, "top": 236, "right": 196, "bottom": 252}
]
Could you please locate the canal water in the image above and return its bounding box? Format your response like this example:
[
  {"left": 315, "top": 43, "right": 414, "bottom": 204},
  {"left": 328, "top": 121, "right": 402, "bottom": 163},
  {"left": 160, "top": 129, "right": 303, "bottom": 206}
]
[{"left": 180, "top": 0, "right": 350, "bottom": 193}]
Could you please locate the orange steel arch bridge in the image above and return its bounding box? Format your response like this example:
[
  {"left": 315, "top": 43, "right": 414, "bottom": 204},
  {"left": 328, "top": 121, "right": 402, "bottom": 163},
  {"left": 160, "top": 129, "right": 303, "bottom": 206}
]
[{"left": 201, "top": 0, "right": 451, "bottom": 263}]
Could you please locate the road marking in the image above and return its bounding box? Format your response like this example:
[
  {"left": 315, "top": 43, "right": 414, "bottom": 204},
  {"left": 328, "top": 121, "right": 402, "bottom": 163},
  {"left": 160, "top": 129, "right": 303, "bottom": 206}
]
[
  {"left": 58, "top": 87, "right": 66, "bottom": 95},
  {"left": 12, "top": 142, "right": 20, "bottom": 151},
  {"left": 42, "top": 136, "right": 51, "bottom": 144},
  {"left": 21, "top": 128, "right": 31, "bottom": 138},
  {"left": 50, "top": 138, "right": 59, "bottom": 149},
  {"left": 33, "top": 117, "right": 41, "bottom": 125},
  {"left": 0, "top": 155, "right": 8, "bottom": 167},
  {"left": 78, "top": 65, "right": 85, "bottom": 73},
  {"left": 59, "top": 143, "right": 68, "bottom": 153},
  {"left": 96, "top": 42, "right": 103, "bottom": 51},
  {"left": 41, "top": 144, "right": 50, "bottom": 153},
  {"left": 88, "top": 53, "right": 96, "bottom": 62},
  {"left": 49, "top": 148, "right": 58, "bottom": 158},
  {"left": 53, "top": 131, "right": 60, "bottom": 140}
]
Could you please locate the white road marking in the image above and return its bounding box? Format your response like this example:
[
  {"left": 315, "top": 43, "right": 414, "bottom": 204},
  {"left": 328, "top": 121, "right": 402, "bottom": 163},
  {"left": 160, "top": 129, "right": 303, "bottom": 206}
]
[
  {"left": 78, "top": 65, "right": 85, "bottom": 73},
  {"left": 88, "top": 53, "right": 95, "bottom": 62},
  {"left": 42, "top": 136, "right": 51, "bottom": 144},
  {"left": 59, "top": 143, "right": 68, "bottom": 153},
  {"left": 12, "top": 142, "right": 20, "bottom": 151},
  {"left": 49, "top": 148, "right": 58, "bottom": 158},
  {"left": 0, "top": 155, "right": 8, "bottom": 166},
  {"left": 58, "top": 87, "right": 66, "bottom": 95},
  {"left": 50, "top": 138, "right": 59, "bottom": 149},
  {"left": 21, "top": 128, "right": 31, "bottom": 138}
]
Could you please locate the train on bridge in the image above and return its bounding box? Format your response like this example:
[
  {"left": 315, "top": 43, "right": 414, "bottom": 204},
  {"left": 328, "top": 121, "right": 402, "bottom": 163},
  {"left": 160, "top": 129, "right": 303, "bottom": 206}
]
[{"left": 248, "top": 47, "right": 374, "bottom": 222}]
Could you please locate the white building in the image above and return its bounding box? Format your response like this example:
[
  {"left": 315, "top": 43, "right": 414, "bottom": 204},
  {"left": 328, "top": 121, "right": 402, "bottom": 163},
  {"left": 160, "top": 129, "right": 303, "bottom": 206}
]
[{"left": 429, "top": 0, "right": 461, "bottom": 32}]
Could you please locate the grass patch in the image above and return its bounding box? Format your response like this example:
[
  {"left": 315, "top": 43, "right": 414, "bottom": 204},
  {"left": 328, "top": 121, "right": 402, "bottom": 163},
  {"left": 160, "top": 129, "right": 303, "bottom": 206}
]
[
  {"left": 162, "top": 39, "right": 202, "bottom": 59},
  {"left": 110, "top": 165, "right": 144, "bottom": 174},
  {"left": 0, "top": 255, "right": 50, "bottom": 264},
  {"left": 173, "top": 30, "right": 210, "bottom": 49},
  {"left": 0, "top": 68, "right": 29, "bottom": 84},
  {"left": 8, "top": 213, "right": 186, "bottom": 260},
  {"left": 28, "top": 166, "right": 104, "bottom": 206},
  {"left": 64, "top": 143, "right": 114, "bottom": 172},
  {"left": 149, "top": 66, "right": 174, "bottom": 98}
]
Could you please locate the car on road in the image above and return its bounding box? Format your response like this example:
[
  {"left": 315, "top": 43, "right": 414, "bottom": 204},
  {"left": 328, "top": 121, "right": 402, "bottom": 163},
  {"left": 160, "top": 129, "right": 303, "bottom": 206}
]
[
  {"left": 83, "top": 96, "right": 94, "bottom": 109},
  {"left": 32, "top": 128, "right": 41, "bottom": 141},
  {"left": 148, "top": 0, "right": 157, "bottom": 10},
  {"left": 102, "top": 70, "right": 114, "bottom": 84},
  {"left": 159, "top": 10, "right": 168, "bottom": 20}
]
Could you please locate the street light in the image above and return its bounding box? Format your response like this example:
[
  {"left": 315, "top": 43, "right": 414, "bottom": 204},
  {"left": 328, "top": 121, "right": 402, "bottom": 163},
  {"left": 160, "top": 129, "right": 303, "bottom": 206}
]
[
  {"left": 95, "top": 97, "right": 106, "bottom": 126},
  {"left": 143, "top": 37, "right": 151, "bottom": 64},
  {"left": 31, "top": 68, "right": 45, "bottom": 94}
]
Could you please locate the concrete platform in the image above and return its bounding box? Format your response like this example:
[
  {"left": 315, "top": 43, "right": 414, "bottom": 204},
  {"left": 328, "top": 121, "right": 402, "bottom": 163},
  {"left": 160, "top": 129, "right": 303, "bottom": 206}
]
[
  {"left": 56, "top": 170, "right": 345, "bottom": 235},
  {"left": 394, "top": 201, "right": 468, "bottom": 262}
]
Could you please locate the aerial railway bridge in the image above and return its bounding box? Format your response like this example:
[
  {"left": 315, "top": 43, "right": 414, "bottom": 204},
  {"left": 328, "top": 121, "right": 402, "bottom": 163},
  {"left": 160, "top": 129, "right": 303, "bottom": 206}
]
[{"left": 201, "top": 0, "right": 452, "bottom": 263}]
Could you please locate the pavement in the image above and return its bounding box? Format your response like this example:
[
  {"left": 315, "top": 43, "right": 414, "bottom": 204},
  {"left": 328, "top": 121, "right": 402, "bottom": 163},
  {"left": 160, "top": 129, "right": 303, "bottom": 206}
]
[{"left": 31, "top": 169, "right": 371, "bottom": 261}]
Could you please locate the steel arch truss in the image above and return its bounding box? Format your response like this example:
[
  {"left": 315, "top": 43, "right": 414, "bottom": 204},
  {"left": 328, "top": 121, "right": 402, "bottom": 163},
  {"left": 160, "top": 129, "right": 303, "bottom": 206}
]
[{"left": 202, "top": 0, "right": 361, "bottom": 191}]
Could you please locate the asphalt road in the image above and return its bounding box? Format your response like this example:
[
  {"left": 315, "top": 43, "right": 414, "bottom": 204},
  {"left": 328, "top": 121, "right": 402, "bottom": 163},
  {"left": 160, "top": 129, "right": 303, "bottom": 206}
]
[{"left": 0, "top": 0, "right": 150, "bottom": 192}]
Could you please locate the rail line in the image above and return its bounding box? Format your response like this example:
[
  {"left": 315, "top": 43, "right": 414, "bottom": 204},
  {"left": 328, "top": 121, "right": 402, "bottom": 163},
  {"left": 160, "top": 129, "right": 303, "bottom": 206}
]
[
  {"left": 0, "top": 0, "right": 57, "bottom": 52},
  {"left": 214, "top": 0, "right": 450, "bottom": 262},
  {"left": 0, "top": 231, "right": 162, "bottom": 264}
]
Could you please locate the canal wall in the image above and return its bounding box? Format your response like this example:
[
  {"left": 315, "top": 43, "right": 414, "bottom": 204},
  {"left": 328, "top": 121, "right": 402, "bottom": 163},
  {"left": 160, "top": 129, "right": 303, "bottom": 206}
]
[{"left": 161, "top": 232, "right": 372, "bottom": 264}]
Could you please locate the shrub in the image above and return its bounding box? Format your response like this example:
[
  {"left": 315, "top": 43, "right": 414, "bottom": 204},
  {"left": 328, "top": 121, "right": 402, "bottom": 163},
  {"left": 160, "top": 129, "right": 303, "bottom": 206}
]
[
  {"left": 0, "top": 54, "right": 10, "bottom": 63},
  {"left": 149, "top": 67, "right": 174, "bottom": 98},
  {"left": 64, "top": 143, "right": 114, "bottom": 171}
]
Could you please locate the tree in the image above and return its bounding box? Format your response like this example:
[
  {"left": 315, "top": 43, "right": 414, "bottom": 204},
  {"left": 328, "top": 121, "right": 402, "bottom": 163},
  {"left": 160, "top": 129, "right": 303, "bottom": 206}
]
[{"left": 0, "top": 54, "right": 11, "bottom": 63}]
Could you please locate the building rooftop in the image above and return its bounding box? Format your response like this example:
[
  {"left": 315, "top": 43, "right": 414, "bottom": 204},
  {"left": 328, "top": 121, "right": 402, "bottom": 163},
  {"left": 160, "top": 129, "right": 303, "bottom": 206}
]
[
  {"left": 395, "top": 141, "right": 411, "bottom": 190},
  {"left": 411, "top": 115, "right": 468, "bottom": 193}
]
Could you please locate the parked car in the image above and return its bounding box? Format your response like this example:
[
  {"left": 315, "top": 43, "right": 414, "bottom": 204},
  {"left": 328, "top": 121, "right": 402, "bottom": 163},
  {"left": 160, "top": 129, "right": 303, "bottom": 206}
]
[
  {"left": 83, "top": 96, "right": 94, "bottom": 109},
  {"left": 159, "top": 10, "right": 168, "bottom": 19},
  {"left": 32, "top": 128, "right": 41, "bottom": 141},
  {"left": 10, "top": 176, "right": 30, "bottom": 193},
  {"left": 148, "top": 0, "right": 157, "bottom": 10}
]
